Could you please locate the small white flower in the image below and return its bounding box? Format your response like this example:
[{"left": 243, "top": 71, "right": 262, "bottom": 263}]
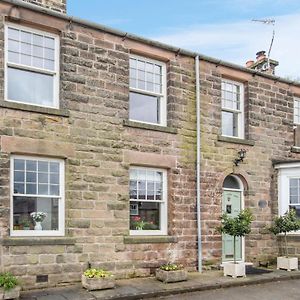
[{"left": 30, "top": 212, "right": 47, "bottom": 222}]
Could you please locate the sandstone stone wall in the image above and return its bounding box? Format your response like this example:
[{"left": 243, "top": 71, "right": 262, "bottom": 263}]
[
  {"left": 21, "top": 0, "right": 66, "bottom": 13},
  {"left": 0, "top": 4, "right": 197, "bottom": 289},
  {"left": 199, "top": 60, "right": 300, "bottom": 265}
]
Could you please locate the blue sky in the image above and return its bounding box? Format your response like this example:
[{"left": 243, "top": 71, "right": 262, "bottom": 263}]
[{"left": 69, "top": 0, "right": 300, "bottom": 79}]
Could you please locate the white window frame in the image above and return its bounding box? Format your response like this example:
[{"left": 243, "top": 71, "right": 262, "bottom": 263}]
[
  {"left": 4, "top": 23, "right": 60, "bottom": 109},
  {"left": 129, "top": 54, "right": 167, "bottom": 126},
  {"left": 294, "top": 97, "right": 300, "bottom": 124},
  {"left": 129, "top": 166, "right": 168, "bottom": 236},
  {"left": 10, "top": 155, "right": 65, "bottom": 237},
  {"left": 276, "top": 162, "right": 300, "bottom": 234},
  {"left": 221, "top": 78, "right": 244, "bottom": 139}
]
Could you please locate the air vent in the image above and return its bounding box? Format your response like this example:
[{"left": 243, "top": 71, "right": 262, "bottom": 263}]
[{"left": 36, "top": 275, "right": 48, "bottom": 283}]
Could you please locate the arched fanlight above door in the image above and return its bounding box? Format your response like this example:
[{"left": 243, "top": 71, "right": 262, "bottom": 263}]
[{"left": 223, "top": 175, "right": 242, "bottom": 190}]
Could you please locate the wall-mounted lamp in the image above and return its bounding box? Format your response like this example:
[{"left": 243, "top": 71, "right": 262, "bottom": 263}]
[{"left": 234, "top": 149, "right": 247, "bottom": 166}]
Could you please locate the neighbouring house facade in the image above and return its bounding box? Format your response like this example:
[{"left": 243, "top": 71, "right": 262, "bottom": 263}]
[{"left": 0, "top": 0, "right": 300, "bottom": 290}]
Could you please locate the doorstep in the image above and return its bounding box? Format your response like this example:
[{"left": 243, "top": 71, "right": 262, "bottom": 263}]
[{"left": 20, "top": 269, "right": 300, "bottom": 300}]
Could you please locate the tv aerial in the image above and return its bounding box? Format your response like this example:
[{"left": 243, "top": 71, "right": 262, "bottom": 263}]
[{"left": 252, "top": 18, "right": 275, "bottom": 69}]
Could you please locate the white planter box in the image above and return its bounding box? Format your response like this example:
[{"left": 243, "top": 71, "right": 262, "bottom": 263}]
[
  {"left": 0, "top": 286, "right": 21, "bottom": 299},
  {"left": 155, "top": 269, "right": 188, "bottom": 283},
  {"left": 81, "top": 275, "right": 115, "bottom": 291},
  {"left": 223, "top": 262, "right": 246, "bottom": 278},
  {"left": 277, "top": 257, "right": 298, "bottom": 271}
]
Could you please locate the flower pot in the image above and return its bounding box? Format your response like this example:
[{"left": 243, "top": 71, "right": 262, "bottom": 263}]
[
  {"left": 223, "top": 262, "right": 246, "bottom": 278},
  {"left": 0, "top": 286, "right": 21, "bottom": 299},
  {"left": 155, "top": 268, "right": 188, "bottom": 283},
  {"left": 81, "top": 275, "right": 115, "bottom": 291},
  {"left": 277, "top": 256, "right": 298, "bottom": 271}
]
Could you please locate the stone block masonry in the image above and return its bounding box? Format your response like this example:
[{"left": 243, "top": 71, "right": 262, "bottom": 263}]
[
  {"left": 21, "top": 0, "right": 67, "bottom": 13},
  {"left": 199, "top": 60, "right": 300, "bottom": 265},
  {"left": 1, "top": 0, "right": 300, "bottom": 291},
  {"left": 0, "top": 2, "right": 196, "bottom": 289}
]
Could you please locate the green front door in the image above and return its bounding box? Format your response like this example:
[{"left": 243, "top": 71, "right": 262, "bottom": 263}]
[{"left": 222, "top": 190, "right": 242, "bottom": 262}]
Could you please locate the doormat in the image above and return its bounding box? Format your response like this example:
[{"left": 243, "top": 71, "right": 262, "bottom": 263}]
[{"left": 246, "top": 266, "right": 273, "bottom": 275}]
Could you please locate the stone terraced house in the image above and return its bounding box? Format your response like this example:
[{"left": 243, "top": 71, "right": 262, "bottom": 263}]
[{"left": 0, "top": 0, "right": 300, "bottom": 290}]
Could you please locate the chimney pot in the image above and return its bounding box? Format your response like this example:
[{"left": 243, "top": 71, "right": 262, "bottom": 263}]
[
  {"left": 256, "top": 50, "right": 266, "bottom": 61},
  {"left": 246, "top": 60, "right": 255, "bottom": 68}
]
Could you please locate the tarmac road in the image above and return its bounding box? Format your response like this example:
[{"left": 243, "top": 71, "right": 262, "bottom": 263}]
[{"left": 152, "top": 278, "right": 300, "bottom": 300}]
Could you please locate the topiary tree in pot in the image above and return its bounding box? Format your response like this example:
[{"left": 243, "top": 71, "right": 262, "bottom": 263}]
[
  {"left": 218, "top": 208, "right": 253, "bottom": 278},
  {"left": 269, "top": 209, "right": 300, "bottom": 271}
]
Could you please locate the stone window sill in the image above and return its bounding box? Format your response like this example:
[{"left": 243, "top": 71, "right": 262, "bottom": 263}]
[
  {"left": 0, "top": 101, "right": 69, "bottom": 117},
  {"left": 0, "top": 237, "right": 76, "bottom": 246},
  {"left": 124, "top": 235, "right": 178, "bottom": 244},
  {"left": 123, "top": 120, "right": 177, "bottom": 134},
  {"left": 217, "top": 135, "right": 255, "bottom": 146}
]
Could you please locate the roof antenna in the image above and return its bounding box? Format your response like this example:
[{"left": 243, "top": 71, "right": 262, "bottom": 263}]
[{"left": 252, "top": 19, "right": 275, "bottom": 70}]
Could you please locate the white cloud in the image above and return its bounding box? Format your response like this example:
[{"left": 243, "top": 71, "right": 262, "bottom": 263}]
[{"left": 152, "top": 13, "right": 300, "bottom": 80}]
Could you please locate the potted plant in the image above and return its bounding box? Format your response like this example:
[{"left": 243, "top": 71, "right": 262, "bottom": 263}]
[
  {"left": 131, "top": 216, "right": 157, "bottom": 230},
  {"left": 155, "top": 263, "right": 187, "bottom": 283},
  {"left": 19, "top": 215, "right": 31, "bottom": 230},
  {"left": 0, "top": 272, "right": 21, "bottom": 300},
  {"left": 30, "top": 212, "right": 47, "bottom": 230},
  {"left": 82, "top": 268, "right": 115, "bottom": 291},
  {"left": 269, "top": 209, "right": 300, "bottom": 271},
  {"left": 218, "top": 209, "right": 253, "bottom": 278}
]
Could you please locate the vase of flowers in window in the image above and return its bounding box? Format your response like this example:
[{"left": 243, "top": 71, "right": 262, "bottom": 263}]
[{"left": 30, "top": 212, "right": 47, "bottom": 230}]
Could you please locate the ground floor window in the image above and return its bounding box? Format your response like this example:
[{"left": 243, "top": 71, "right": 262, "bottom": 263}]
[
  {"left": 276, "top": 163, "right": 300, "bottom": 221},
  {"left": 129, "top": 167, "right": 167, "bottom": 235},
  {"left": 11, "top": 155, "right": 65, "bottom": 236}
]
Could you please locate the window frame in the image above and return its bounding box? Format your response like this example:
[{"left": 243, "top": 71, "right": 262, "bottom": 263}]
[
  {"left": 221, "top": 78, "right": 244, "bottom": 139},
  {"left": 10, "top": 155, "right": 65, "bottom": 237},
  {"left": 4, "top": 22, "right": 60, "bottom": 109},
  {"left": 129, "top": 166, "right": 168, "bottom": 236},
  {"left": 276, "top": 163, "right": 300, "bottom": 234},
  {"left": 294, "top": 97, "right": 300, "bottom": 125},
  {"left": 129, "top": 54, "right": 167, "bottom": 126}
]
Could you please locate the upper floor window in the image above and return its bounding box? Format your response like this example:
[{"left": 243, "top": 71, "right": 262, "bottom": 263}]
[
  {"left": 11, "top": 156, "right": 65, "bottom": 236},
  {"left": 294, "top": 97, "right": 300, "bottom": 124},
  {"left": 129, "top": 167, "right": 167, "bottom": 235},
  {"left": 5, "top": 23, "right": 59, "bottom": 108},
  {"left": 221, "top": 79, "right": 244, "bottom": 138},
  {"left": 129, "top": 55, "right": 166, "bottom": 126}
]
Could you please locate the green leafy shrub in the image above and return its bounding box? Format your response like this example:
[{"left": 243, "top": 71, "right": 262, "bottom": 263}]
[
  {"left": 218, "top": 209, "right": 253, "bottom": 263},
  {"left": 160, "top": 263, "right": 184, "bottom": 271},
  {"left": 83, "top": 268, "right": 112, "bottom": 278},
  {"left": 0, "top": 273, "right": 18, "bottom": 290},
  {"left": 269, "top": 209, "right": 300, "bottom": 257}
]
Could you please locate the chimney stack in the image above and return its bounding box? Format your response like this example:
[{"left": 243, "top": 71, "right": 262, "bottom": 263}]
[
  {"left": 245, "top": 50, "right": 278, "bottom": 75},
  {"left": 21, "top": 0, "right": 66, "bottom": 14}
]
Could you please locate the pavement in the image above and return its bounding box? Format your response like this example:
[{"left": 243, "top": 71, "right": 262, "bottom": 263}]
[{"left": 20, "top": 268, "right": 300, "bottom": 300}]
